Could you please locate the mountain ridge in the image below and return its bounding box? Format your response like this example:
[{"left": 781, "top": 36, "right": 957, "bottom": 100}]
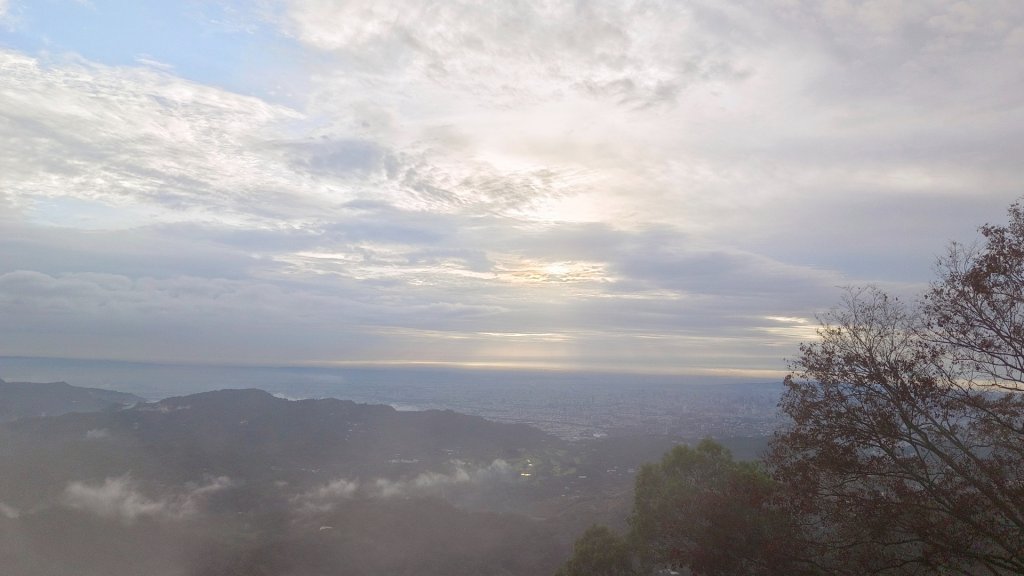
[{"left": 0, "top": 378, "right": 144, "bottom": 422}]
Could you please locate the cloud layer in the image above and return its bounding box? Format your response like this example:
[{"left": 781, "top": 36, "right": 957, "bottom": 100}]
[{"left": 1, "top": 1, "right": 1023, "bottom": 375}]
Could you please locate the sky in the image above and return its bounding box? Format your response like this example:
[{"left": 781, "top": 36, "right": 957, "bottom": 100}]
[{"left": 0, "top": 0, "right": 1022, "bottom": 378}]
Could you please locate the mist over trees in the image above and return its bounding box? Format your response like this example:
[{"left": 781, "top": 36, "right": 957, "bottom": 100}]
[{"left": 558, "top": 203, "right": 1024, "bottom": 575}]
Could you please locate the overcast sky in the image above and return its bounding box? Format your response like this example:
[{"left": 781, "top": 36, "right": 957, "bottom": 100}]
[{"left": 1, "top": 0, "right": 1022, "bottom": 377}]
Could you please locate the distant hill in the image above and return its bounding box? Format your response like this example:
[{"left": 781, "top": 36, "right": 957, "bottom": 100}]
[
  {"left": 0, "top": 388, "right": 559, "bottom": 499},
  {"left": 0, "top": 387, "right": 571, "bottom": 576},
  {"left": 0, "top": 378, "right": 144, "bottom": 422},
  {"left": 0, "top": 385, "right": 771, "bottom": 576}
]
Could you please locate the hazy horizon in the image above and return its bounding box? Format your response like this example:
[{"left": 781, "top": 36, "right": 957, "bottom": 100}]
[
  {"left": 0, "top": 354, "right": 776, "bottom": 397},
  {"left": 0, "top": 354, "right": 784, "bottom": 441}
]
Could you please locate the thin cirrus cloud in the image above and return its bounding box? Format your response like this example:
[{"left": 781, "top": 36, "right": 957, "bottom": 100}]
[{"left": 0, "top": 1, "right": 1022, "bottom": 376}]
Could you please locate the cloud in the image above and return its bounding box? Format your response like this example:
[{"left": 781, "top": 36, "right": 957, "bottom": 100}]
[
  {"left": 279, "top": 1, "right": 749, "bottom": 107},
  {"left": 368, "top": 459, "right": 512, "bottom": 499},
  {"left": 280, "top": 138, "right": 395, "bottom": 178},
  {"left": 292, "top": 478, "right": 360, "bottom": 513},
  {"left": 63, "top": 477, "right": 169, "bottom": 522},
  {"left": 0, "top": 217, "right": 855, "bottom": 373},
  {"left": 776, "top": 0, "right": 1024, "bottom": 54},
  {"left": 0, "top": 501, "right": 20, "bottom": 519},
  {"left": 294, "top": 460, "right": 512, "bottom": 512},
  {"left": 85, "top": 428, "right": 110, "bottom": 440},
  {"left": 62, "top": 475, "right": 231, "bottom": 523},
  {"left": 3, "top": 2, "right": 1024, "bottom": 375},
  {"left": 0, "top": 50, "right": 305, "bottom": 225}
]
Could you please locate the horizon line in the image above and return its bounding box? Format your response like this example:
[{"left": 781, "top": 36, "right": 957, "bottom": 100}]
[{"left": 0, "top": 354, "right": 786, "bottom": 381}]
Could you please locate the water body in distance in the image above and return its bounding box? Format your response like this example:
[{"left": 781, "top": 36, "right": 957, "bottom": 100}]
[{"left": 0, "top": 356, "right": 784, "bottom": 440}]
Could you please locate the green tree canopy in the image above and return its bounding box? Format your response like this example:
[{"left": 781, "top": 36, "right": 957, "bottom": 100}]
[
  {"left": 557, "top": 439, "right": 804, "bottom": 576},
  {"left": 555, "top": 525, "right": 631, "bottom": 576}
]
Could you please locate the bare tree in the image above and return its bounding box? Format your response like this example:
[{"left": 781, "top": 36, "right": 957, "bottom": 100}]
[
  {"left": 770, "top": 202, "right": 1024, "bottom": 575},
  {"left": 925, "top": 201, "right": 1024, "bottom": 392}
]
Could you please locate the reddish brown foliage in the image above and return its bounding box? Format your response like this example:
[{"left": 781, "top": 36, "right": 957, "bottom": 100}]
[{"left": 770, "top": 202, "right": 1024, "bottom": 575}]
